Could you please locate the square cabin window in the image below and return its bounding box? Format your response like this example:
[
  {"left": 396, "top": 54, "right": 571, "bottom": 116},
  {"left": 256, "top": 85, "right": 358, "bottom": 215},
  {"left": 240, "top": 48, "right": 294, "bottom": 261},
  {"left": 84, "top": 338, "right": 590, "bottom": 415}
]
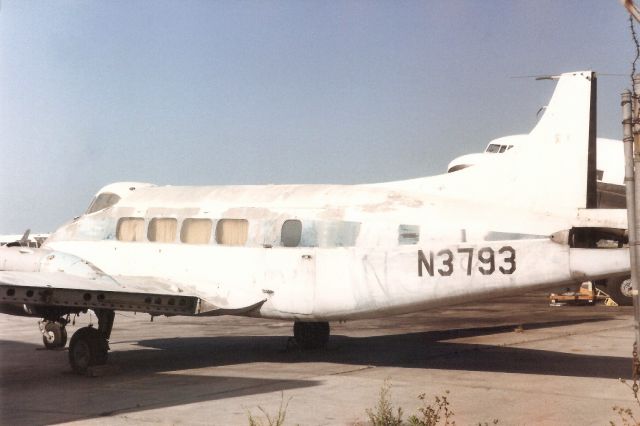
[
  {"left": 398, "top": 224, "right": 420, "bottom": 245},
  {"left": 147, "top": 218, "right": 177, "bottom": 243},
  {"left": 181, "top": 218, "right": 212, "bottom": 244},
  {"left": 215, "top": 219, "right": 249, "bottom": 246},
  {"left": 116, "top": 218, "right": 145, "bottom": 242},
  {"left": 281, "top": 219, "right": 302, "bottom": 247}
]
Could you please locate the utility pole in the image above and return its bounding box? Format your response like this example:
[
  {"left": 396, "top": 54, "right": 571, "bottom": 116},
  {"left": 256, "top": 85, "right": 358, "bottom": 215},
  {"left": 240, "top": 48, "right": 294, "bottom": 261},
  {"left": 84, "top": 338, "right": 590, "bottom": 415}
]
[
  {"left": 623, "top": 89, "right": 640, "bottom": 348},
  {"left": 634, "top": 76, "right": 640, "bottom": 350},
  {"left": 621, "top": 69, "right": 640, "bottom": 397},
  {"left": 621, "top": 0, "right": 640, "bottom": 392}
]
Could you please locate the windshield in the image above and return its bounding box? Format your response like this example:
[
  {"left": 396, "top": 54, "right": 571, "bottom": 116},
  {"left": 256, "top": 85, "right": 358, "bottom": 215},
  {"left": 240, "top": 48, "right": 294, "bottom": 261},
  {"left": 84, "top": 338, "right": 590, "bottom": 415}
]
[
  {"left": 486, "top": 144, "right": 501, "bottom": 153},
  {"left": 85, "top": 192, "right": 121, "bottom": 214}
]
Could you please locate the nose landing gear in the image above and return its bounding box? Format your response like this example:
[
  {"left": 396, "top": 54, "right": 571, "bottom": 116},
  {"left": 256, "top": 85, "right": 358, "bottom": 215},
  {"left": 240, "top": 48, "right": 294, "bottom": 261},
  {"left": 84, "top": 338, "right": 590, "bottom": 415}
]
[{"left": 40, "top": 320, "right": 68, "bottom": 349}]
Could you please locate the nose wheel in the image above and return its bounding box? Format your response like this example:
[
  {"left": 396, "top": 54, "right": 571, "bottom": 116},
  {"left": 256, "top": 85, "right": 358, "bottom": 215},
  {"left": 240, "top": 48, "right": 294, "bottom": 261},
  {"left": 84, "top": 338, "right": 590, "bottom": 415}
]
[{"left": 40, "top": 320, "right": 68, "bottom": 349}]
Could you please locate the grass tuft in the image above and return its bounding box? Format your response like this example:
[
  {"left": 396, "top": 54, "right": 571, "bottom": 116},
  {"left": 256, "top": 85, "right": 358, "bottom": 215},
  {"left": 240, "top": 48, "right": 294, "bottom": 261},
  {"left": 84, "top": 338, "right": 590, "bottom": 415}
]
[
  {"left": 610, "top": 378, "right": 640, "bottom": 426},
  {"left": 366, "top": 380, "right": 404, "bottom": 426},
  {"left": 248, "top": 392, "right": 291, "bottom": 426}
]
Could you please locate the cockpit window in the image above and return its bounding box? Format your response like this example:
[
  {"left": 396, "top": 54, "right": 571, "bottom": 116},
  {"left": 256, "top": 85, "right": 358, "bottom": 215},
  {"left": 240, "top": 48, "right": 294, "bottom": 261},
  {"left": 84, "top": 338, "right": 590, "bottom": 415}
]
[
  {"left": 486, "top": 144, "right": 501, "bottom": 153},
  {"left": 499, "top": 145, "right": 507, "bottom": 153},
  {"left": 86, "top": 193, "right": 121, "bottom": 214}
]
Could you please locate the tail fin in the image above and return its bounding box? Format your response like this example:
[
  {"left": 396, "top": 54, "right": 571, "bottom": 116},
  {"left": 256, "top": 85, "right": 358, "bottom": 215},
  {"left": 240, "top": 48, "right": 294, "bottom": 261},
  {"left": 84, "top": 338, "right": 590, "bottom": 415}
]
[
  {"left": 390, "top": 71, "right": 598, "bottom": 213},
  {"left": 527, "top": 71, "right": 597, "bottom": 209}
]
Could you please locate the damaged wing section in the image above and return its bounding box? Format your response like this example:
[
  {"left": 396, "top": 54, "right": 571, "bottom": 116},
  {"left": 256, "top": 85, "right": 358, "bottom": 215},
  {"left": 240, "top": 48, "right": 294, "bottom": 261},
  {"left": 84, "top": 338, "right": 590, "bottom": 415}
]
[
  {"left": 0, "top": 245, "right": 266, "bottom": 316},
  {"left": 0, "top": 271, "right": 266, "bottom": 316},
  {"left": 0, "top": 271, "right": 199, "bottom": 316}
]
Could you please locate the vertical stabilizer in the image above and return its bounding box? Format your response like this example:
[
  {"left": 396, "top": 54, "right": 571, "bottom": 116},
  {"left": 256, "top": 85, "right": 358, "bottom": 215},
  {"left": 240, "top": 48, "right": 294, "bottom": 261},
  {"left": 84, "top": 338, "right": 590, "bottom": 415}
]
[
  {"left": 526, "top": 71, "right": 597, "bottom": 209},
  {"left": 390, "top": 71, "right": 598, "bottom": 214}
]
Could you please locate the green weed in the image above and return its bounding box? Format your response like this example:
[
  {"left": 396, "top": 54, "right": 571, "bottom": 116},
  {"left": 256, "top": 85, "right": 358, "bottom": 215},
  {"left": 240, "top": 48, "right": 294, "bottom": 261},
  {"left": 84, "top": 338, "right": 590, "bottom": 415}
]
[
  {"left": 248, "top": 392, "right": 291, "bottom": 426},
  {"left": 363, "top": 381, "right": 498, "bottom": 426},
  {"left": 365, "top": 380, "right": 404, "bottom": 426}
]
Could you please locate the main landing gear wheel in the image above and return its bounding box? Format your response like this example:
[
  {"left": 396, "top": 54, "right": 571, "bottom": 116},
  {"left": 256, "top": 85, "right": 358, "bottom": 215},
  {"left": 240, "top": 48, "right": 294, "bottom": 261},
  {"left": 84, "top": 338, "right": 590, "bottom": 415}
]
[
  {"left": 42, "top": 321, "right": 67, "bottom": 349},
  {"left": 607, "top": 276, "right": 633, "bottom": 306},
  {"left": 293, "top": 321, "right": 330, "bottom": 350},
  {"left": 68, "top": 326, "right": 109, "bottom": 374}
]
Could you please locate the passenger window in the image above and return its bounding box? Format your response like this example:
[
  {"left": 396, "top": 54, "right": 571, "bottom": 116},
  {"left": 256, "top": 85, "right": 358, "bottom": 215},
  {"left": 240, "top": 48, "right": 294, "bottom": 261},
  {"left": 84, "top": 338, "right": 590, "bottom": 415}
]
[
  {"left": 181, "top": 219, "right": 212, "bottom": 244},
  {"left": 313, "top": 220, "right": 361, "bottom": 247},
  {"left": 116, "top": 218, "right": 145, "bottom": 242},
  {"left": 281, "top": 220, "right": 302, "bottom": 247},
  {"left": 398, "top": 224, "right": 420, "bottom": 245},
  {"left": 148, "top": 218, "right": 177, "bottom": 243},
  {"left": 215, "top": 219, "right": 249, "bottom": 246}
]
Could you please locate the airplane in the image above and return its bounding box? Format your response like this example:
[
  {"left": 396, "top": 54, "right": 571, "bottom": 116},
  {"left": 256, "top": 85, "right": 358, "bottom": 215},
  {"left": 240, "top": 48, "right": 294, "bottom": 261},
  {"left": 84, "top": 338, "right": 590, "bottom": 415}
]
[
  {"left": 447, "top": 136, "right": 625, "bottom": 208},
  {"left": 0, "top": 230, "right": 50, "bottom": 248},
  {"left": 446, "top": 120, "right": 631, "bottom": 304},
  {"left": 0, "top": 71, "right": 631, "bottom": 374}
]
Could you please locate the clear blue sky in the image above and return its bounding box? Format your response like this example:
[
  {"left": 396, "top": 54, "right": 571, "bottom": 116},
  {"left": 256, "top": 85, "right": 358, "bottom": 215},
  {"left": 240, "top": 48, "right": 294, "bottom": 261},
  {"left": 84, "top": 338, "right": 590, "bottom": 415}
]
[{"left": 0, "top": 1, "right": 633, "bottom": 232}]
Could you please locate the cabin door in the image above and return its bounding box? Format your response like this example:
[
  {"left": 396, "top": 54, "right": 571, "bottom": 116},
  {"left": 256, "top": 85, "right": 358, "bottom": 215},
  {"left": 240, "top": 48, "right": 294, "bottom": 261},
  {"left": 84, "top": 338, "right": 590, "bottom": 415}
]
[{"left": 264, "top": 249, "right": 315, "bottom": 315}]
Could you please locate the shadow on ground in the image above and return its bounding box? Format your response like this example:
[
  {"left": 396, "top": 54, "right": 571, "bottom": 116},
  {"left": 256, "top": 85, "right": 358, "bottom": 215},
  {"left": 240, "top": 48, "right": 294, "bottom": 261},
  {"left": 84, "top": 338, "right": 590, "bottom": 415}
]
[
  {"left": 0, "top": 316, "right": 629, "bottom": 425},
  {"left": 132, "top": 318, "right": 629, "bottom": 380},
  {"left": 0, "top": 339, "right": 318, "bottom": 426}
]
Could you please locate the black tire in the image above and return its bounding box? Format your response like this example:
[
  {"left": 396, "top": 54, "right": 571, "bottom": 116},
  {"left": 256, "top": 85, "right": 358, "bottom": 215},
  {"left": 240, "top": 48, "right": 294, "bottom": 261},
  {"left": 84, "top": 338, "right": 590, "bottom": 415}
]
[
  {"left": 607, "top": 276, "right": 633, "bottom": 306},
  {"left": 42, "top": 321, "right": 68, "bottom": 349},
  {"left": 68, "top": 327, "right": 109, "bottom": 374},
  {"left": 293, "top": 321, "right": 330, "bottom": 350}
]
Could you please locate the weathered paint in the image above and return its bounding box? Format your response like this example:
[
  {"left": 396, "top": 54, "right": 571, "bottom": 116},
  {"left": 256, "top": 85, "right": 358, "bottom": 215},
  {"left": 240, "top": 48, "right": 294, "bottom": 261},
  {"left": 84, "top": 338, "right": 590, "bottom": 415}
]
[{"left": 0, "top": 71, "right": 631, "bottom": 323}]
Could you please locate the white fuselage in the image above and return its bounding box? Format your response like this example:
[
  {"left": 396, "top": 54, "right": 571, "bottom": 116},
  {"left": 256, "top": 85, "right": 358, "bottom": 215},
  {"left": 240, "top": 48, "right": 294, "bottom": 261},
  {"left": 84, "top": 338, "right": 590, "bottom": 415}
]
[{"left": 42, "top": 182, "right": 626, "bottom": 321}]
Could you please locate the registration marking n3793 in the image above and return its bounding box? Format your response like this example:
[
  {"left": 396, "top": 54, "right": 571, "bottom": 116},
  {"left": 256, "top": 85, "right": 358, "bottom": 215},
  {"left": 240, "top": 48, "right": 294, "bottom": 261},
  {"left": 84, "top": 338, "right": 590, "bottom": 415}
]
[{"left": 418, "top": 246, "right": 516, "bottom": 277}]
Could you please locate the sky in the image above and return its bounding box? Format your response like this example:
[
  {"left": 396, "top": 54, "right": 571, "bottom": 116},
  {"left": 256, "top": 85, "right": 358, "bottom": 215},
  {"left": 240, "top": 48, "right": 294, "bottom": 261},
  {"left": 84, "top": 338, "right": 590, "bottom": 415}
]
[{"left": 0, "top": 1, "right": 635, "bottom": 233}]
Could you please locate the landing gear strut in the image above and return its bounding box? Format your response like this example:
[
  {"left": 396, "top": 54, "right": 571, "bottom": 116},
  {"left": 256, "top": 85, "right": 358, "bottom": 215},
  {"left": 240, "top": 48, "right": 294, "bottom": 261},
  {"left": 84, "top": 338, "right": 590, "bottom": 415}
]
[
  {"left": 293, "top": 321, "right": 330, "bottom": 350},
  {"left": 41, "top": 320, "right": 68, "bottom": 349},
  {"left": 68, "top": 309, "right": 115, "bottom": 374}
]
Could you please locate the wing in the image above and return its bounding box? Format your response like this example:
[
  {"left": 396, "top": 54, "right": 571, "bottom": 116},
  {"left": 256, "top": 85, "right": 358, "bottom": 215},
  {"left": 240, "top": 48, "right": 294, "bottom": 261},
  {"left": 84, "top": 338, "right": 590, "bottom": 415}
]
[{"left": 0, "top": 271, "right": 265, "bottom": 316}]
